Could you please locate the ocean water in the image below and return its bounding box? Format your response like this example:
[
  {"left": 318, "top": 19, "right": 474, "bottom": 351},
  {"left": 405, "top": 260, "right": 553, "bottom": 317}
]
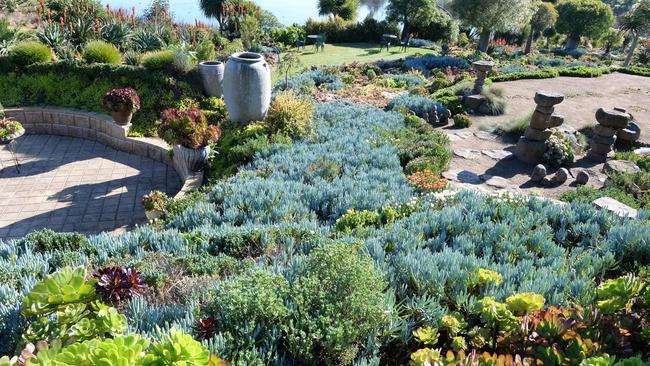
[{"left": 101, "top": 0, "right": 381, "bottom": 26}]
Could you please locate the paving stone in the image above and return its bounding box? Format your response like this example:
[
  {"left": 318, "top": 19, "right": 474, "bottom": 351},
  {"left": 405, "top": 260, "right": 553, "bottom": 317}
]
[
  {"left": 592, "top": 197, "right": 638, "bottom": 218},
  {"left": 442, "top": 169, "right": 482, "bottom": 184},
  {"left": 480, "top": 175, "right": 511, "bottom": 188},
  {"left": 481, "top": 149, "right": 513, "bottom": 160},
  {"left": 474, "top": 131, "right": 498, "bottom": 141},
  {"left": 454, "top": 148, "right": 480, "bottom": 160},
  {"left": 0, "top": 134, "right": 181, "bottom": 240}
]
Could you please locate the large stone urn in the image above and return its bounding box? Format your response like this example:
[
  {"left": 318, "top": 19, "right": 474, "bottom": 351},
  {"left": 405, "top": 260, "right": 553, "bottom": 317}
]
[
  {"left": 199, "top": 61, "right": 225, "bottom": 97},
  {"left": 111, "top": 110, "right": 133, "bottom": 126},
  {"left": 222, "top": 52, "right": 271, "bottom": 124},
  {"left": 172, "top": 144, "right": 210, "bottom": 179}
]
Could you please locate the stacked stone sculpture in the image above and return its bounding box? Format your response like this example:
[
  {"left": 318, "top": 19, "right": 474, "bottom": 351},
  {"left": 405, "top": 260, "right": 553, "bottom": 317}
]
[
  {"left": 614, "top": 108, "right": 641, "bottom": 147},
  {"left": 515, "top": 91, "right": 565, "bottom": 164},
  {"left": 472, "top": 61, "right": 494, "bottom": 94},
  {"left": 463, "top": 61, "right": 495, "bottom": 114},
  {"left": 588, "top": 108, "right": 631, "bottom": 162}
]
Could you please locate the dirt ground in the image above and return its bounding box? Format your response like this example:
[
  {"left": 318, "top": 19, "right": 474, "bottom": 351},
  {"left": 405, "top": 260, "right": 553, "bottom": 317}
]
[{"left": 439, "top": 73, "right": 650, "bottom": 198}]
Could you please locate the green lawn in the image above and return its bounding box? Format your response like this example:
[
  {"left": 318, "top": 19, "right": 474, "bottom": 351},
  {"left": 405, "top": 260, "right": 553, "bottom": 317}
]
[{"left": 272, "top": 42, "right": 435, "bottom": 83}]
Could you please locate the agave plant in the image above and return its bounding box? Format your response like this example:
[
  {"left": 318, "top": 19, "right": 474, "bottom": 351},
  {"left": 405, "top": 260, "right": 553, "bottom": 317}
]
[
  {"left": 94, "top": 267, "right": 147, "bottom": 302},
  {"left": 130, "top": 29, "right": 165, "bottom": 52},
  {"left": 35, "top": 25, "right": 68, "bottom": 50},
  {"left": 100, "top": 22, "right": 133, "bottom": 50}
]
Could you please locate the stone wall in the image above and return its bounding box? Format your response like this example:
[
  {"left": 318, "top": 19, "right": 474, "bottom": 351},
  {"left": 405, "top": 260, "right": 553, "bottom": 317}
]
[{"left": 4, "top": 107, "right": 202, "bottom": 199}]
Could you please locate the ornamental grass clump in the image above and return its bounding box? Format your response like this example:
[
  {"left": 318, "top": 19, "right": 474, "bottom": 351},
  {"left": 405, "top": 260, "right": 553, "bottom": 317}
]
[
  {"left": 102, "top": 87, "right": 141, "bottom": 113},
  {"left": 82, "top": 40, "right": 122, "bottom": 64},
  {"left": 265, "top": 91, "right": 314, "bottom": 139},
  {"left": 158, "top": 108, "right": 221, "bottom": 149},
  {"left": 10, "top": 41, "right": 52, "bottom": 66}
]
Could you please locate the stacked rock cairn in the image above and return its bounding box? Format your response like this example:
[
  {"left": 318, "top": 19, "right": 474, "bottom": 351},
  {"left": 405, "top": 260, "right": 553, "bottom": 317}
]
[
  {"left": 615, "top": 108, "right": 641, "bottom": 148},
  {"left": 588, "top": 107, "right": 632, "bottom": 162},
  {"left": 463, "top": 61, "right": 495, "bottom": 114},
  {"left": 515, "top": 91, "right": 565, "bottom": 164}
]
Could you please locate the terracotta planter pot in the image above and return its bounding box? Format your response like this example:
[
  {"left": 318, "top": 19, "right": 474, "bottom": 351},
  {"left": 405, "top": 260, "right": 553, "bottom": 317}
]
[
  {"left": 222, "top": 52, "right": 271, "bottom": 124},
  {"left": 172, "top": 144, "right": 210, "bottom": 178},
  {"left": 145, "top": 209, "right": 164, "bottom": 221},
  {"left": 111, "top": 110, "right": 133, "bottom": 126},
  {"left": 199, "top": 61, "right": 225, "bottom": 97}
]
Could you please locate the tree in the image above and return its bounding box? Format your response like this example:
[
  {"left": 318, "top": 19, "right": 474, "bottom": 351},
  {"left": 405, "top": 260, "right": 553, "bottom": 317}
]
[
  {"left": 386, "top": 0, "right": 437, "bottom": 40},
  {"left": 199, "top": 0, "right": 260, "bottom": 33},
  {"left": 450, "top": 0, "right": 534, "bottom": 52},
  {"left": 410, "top": 7, "right": 460, "bottom": 43},
  {"left": 525, "top": 1, "right": 558, "bottom": 53},
  {"left": 277, "top": 50, "right": 302, "bottom": 87},
  {"left": 601, "top": 27, "right": 624, "bottom": 54},
  {"left": 620, "top": 0, "right": 650, "bottom": 66},
  {"left": 360, "top": 0, "right": 386, "bottom": 15},
  {"left": 318, "top": 0, "right": 360, "bottom": 20},
  {"left": 555, "top": 0, "right": 615, "bottom": 50}
]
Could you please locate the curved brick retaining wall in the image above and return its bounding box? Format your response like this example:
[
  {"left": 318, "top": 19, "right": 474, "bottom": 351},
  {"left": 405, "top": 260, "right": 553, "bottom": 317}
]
[{"left": 4, "top": 107, "right": 202, "bottom": 198}]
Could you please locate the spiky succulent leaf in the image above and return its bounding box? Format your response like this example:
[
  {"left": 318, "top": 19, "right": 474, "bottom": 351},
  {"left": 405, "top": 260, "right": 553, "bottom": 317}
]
[{"left": 21, "top": 266, "right": 97, "bottom": 317}]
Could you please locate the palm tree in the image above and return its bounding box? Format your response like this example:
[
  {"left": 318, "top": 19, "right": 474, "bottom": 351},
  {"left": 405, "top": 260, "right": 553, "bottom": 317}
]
[{"left": 620, "top": 0, "right": 650, "bottom": 66}]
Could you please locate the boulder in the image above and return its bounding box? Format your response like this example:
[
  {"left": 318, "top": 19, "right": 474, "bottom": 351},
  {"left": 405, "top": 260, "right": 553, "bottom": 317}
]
[
  {"left": 595, "top": 108, "right": 630, "bottom": 129},
  {"left": 576, "top": 170, "right": 590, "bottom": 185},
  {"left": 589, "top": 141, "right": 613, "bottom": 155},
  {"left": 530, "top": 110, "right": 551, "bottom": 129},
  {"left": 593, "top": 124, "right": 617, "bottom": 137},
  {"left": 477, "top": 103, "right": 494, "bottom": 115},
  {"left": 553, "top": 168, "right": 569, "bottom": 183},
  {"left": 603, "top": 160, "right": 641, "bottom": 175},
  {"left": 617, "top": 122, "right": 641, "bottom": 142},
  {"left": 531, "top": 164, "right": 547, "bottom": 182},
  {"left": 592, "top": 134, "right": 617, "bottom": 145},
  {"left": 592, "top": 197, "right": 638, "bottom": 218},
  {"left": 548, "top": 114, "right": 565, "bottom": 128},
  {"left": 524, "top": 127, "right": 553, "bottom": 141},
  {"left": 472, "top": 60, "right": 495, "bottom": 72},
  {"left": 534, "top": 91, "right": 565, "bottom": 107},
  {"left": 464, "top": 95, "right": 487, "bottom": 110},
  {"left": 515, "top": 137, "right": 547, "bottom": 164}
]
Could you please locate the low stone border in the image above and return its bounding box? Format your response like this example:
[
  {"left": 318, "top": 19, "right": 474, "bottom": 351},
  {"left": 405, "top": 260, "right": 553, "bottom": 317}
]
[{"left": 4, "top": 107, "right": 202, "bottom": 199}]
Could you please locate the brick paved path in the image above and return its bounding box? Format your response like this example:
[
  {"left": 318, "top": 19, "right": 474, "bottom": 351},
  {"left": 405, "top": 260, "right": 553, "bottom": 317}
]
[{"left": 0, "top": 135, "right": 181, "bottom": 240}]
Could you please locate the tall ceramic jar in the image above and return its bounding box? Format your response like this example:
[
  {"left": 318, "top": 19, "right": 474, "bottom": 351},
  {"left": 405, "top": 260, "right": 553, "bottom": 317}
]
[
  {"left": 198, "top": 61, "right": 225, "bottom": 97},
  {"left": 222, "top": 52, "right": 271, "bottom": 124}
]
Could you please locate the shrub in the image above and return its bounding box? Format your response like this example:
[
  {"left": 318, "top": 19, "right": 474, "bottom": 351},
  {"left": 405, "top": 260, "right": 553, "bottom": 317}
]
[
  {"left": 544, "top": 130, "right": 575, "bottom": 167},
  {"left": 141, "top": 49, "right": 175, "bottom": 72},
  {"left": 285, "top": 243, "right": 393, "bottom": 365},
  {"left": 384, "top": 73, "right": 426, "bottom": 88},
  {"left": 490, "top": 69, "right": 559, "bottom": 82},
  {"left": 17, "top": 229, "right": 89, "bottom": 253},
  {"left": 102, "top": 87, "right": 141, "bottom": 113},
  {"left": 270, "top": 26, "right": 306, "bottom": 46},
  {"left": 558, "top": 66, "right": 611, "bottom": 77},
  {"left": 617, "top": 66, "right": 650, "bottom": 77},
  {"left": 266, "top": 91, "right": 314, "bottom": 139},
  {"left": 82, "top": 40, "right": 122, "bottom": 64},
  {"left": 403, "top": 55, "right": 470, "bottom": 75},
  {"left": 194, "top": 36, "right": 216, "bottom": 62},
  {"left": 387, "top": 93, "right": 449, "bottom": 121},
  {"left": 141, "top": 190, "right": 170, "bottom": 211},
  {"left": 0, "top": 117, "right": 23, "bottom": 139},
  {"left": 10, "top": 41, "right": 52, "bottom": 66},
  {"left": 158, "top": 108, "right": 221, "bottom": 149},
  {"left": 453, "top": 113, "right": 472, "bottom": 128}
]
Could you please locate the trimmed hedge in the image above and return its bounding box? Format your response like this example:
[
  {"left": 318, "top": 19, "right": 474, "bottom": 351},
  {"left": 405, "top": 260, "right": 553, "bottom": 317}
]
[
  {"left": 557, "top": 66, "right": 612, "bottom": 77},
  {"left": 617, "top": 66, "right": 650, "bottom": 77},
  {"left": 490, "top": 69, "right": 560, "bottom": 82},
  {"left": 0, "top": 61, "right": 203, "bottom": 136}
]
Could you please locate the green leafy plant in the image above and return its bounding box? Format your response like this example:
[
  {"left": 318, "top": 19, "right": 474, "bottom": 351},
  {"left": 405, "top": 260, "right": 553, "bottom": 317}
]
[
  {"left": 102, "top": 87, "right": 141, "bottom": 113},
  {"left": 16, "top": 229, "right": 89, "bottom": 253},
  {"left": 413, "top": 326, "right": 440, "bottom": 346},
  {"left": 147, "top": 329, "right": 210, "bottom": 365},
  {"left": 21, "top": 266, "right": 98, "bottom": 317},
  {"left": 158, "top": 108, "right": 221, "bottom": 149},
  {"left": 82, "top": 40, "right": 122, "bottom": 64},
  {"left": 142, "top": 190, "right": 170, "bottom": 211},
  {"left": 506, "top": 292, "right": 546, "bottom": 315},
  {"left": 596, "top": 274, "right": 645, "bottom": 314},
  {"left": 0, "top": 117, "right": 23, "bottom": 139},
  {"left": 141, "top": 49, "right": 176, "bottom": 71},
  {"left": 453, "top": 113, "right": 472, "bottom": 128}
]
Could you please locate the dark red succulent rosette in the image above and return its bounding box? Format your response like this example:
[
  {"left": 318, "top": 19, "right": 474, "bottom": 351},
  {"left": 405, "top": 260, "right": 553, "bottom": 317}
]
[
  {"left": 102, "top": 88, "right": 141, "bottom": 113},
  {"left": 94, "top": 267, "right": 147, "bottom": 302}
]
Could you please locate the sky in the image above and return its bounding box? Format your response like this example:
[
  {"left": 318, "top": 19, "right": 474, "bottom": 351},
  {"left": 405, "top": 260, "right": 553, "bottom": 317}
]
[{"left": 100, "top": 0, "right": 384, "bottom": 26}]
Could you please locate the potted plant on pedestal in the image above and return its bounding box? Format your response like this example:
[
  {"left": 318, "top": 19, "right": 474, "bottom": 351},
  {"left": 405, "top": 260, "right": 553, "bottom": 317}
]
[
  {"left": 158, "top": 108, "right": 221, "bottom": 177},
  {"left": 102, "top": 87, "right": 141, "bottom": 126},
  {"left": 0, "top": 117, "right": 25, "bottom": 145},
  {"left": 141, "top": 190, "right": 169, "bottom": 221}
]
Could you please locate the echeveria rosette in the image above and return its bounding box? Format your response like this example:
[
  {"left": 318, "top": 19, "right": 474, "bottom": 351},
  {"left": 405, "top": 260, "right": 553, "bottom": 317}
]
[
  {"left": 506, "top": 292, "right": 546, "bottom": 315},
  {"left": 94, "top": 267, "right": 147, "bottom": 303},
  {"left": 595, "top": 274, "right": 645, "bottom": 315},
  {"left": 102, "top": 87, "right": 141, "bottom": 113}
]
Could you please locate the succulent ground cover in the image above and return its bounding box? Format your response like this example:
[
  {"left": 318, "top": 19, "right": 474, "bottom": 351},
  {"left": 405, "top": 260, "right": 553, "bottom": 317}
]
[{"left": 2, "top": 99, "right": 650, "bottom": 365}]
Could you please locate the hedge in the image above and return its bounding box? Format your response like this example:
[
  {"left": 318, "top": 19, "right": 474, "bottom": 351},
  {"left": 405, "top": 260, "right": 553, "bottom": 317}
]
[
  {"left": 489, "top": 68, "right": 560, "bottom": 82},
  {"left": 0, "top": 61, "right": 203, "bottom": 136},
  {"left": 616, "top": 66, "right": 650, "bottom": 77}
]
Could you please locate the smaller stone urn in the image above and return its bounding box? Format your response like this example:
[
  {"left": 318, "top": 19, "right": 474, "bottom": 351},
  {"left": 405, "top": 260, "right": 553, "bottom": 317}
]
[
  {"left": 199, "top": 61, "right": 225, "bottom": 97},
  {"left": 172, "top": 144, "right": 211, "bottom": 179},
  {"left": 111, "top": 110, "right": 133, "bottom": 126}
]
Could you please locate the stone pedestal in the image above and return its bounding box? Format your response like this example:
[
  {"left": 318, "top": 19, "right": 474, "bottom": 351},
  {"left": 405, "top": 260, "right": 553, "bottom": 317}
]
[
  {"left": 472, "top": 61, "right": 494, "bottom": 94},
  {"left": 588, "top": 108, "right": 631, "bottom": 162},
  {"left": 515, "top": 91, "right": 565, "bottom": 164}
]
